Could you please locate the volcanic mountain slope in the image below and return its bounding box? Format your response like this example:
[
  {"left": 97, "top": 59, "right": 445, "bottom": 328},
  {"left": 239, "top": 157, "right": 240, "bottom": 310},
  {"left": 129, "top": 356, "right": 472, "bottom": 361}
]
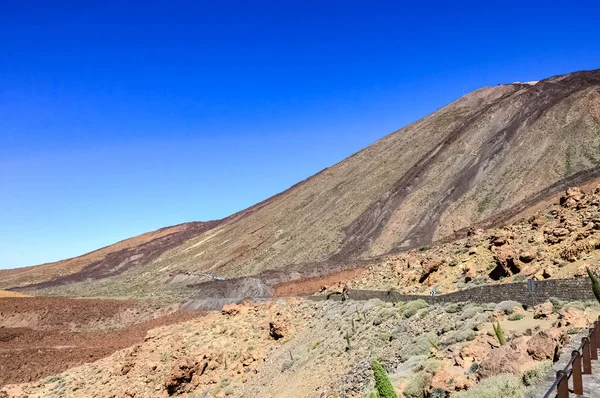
[
  {"left": 4, "top": 68, "right": 600, "bottom": 297},
  {"left": 0, "top": 221, "right": 221, "bottom": 291}
]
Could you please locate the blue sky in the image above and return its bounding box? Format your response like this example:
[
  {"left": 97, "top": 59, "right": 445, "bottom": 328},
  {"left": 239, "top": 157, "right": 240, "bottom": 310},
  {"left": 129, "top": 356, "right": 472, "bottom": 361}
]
[{"left": 1, "top": 1, "right": 600, "bottom": 269}]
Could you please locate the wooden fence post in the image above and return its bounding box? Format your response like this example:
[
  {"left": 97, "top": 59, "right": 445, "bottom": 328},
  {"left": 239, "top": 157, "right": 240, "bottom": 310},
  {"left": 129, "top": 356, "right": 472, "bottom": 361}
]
[
  {"left": 591, "top": 326, "right": 598, "bottom": 360},
  {"left": 583, "top": 337, "right": 592, "bottom": 374},
  {"left": 572, "top": 350, "right": 583, "bottom": 395},
  {"left": 556, "top": 370, "right": 569, "bottom": 398}
]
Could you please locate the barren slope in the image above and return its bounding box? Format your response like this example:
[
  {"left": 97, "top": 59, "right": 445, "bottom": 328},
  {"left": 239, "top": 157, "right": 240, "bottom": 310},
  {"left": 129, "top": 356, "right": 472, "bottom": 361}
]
[
  {"left": 0, "top": 221, "right": 221, "bottom": 290},
  {"left": 5, "top": 69, "right": 600, "bottom": 297}
]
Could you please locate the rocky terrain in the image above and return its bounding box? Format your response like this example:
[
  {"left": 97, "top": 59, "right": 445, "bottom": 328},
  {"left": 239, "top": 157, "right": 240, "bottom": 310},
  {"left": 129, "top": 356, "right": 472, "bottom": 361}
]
[
  {"left": 2, "top": 69, "right": 600, "bottom": 299},
  {"left": 342, "top": 184, "right": 600, "bottom": 295},
  {"left": 0, "top": 297, "right": 203, "bottom": 387},
  {"left": 3, "top": 68, "right": 600, "bottom": 397},
  {"left": 2, "top": 296, "right": 597, "bottom": 397}
]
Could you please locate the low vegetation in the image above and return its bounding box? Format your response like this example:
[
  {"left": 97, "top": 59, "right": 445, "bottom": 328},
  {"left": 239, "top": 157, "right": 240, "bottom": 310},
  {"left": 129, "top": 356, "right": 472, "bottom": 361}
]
[
  {"left": 492, "top": 322, "right": 506, "bottom": 345},
  {"left": 371, "top": 360, "right": 398, "bottom": 398}
]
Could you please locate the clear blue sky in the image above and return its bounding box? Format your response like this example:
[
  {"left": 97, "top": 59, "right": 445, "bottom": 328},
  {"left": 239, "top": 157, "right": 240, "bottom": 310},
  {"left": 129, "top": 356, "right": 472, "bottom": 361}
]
[{"left": 1, "top": 1, "right": 599, "bottom": 269}]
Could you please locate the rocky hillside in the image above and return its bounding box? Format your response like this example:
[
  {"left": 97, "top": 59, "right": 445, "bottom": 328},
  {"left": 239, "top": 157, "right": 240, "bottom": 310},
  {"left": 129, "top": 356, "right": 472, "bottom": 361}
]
[
  {"left": 344, "top": 185, "right": 600, "bottom": 295},
  {"left": 4, "top": 68, "right": 600, "bottom": 297},
  {"left": 3, "top": 297, "right": 595, "bottom": 397},
  {"left": 0, "top": 221, "right": 221, "bottom": 290}
]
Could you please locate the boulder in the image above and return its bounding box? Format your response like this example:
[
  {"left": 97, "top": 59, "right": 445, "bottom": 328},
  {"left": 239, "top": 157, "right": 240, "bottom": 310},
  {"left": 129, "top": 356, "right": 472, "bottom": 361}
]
[
  {"left": 428, "top": 361, "right": 474, "bottom": 393},
  {"left": 460, "top": 334, "right": 496, "bottom": 363},
  {"left": 519, "top": 252, "right": 536, "bottom": 263},
  {"left": 567, "top": 187, "right": 585, "bottom": 202},
  {"left": 575, "top": 264, "right": 590, "bottom": 277},
  {"left": 558, "top": 307, "right": 591, "bottom": 329},
  {"left": 533, "top": 301, "right": 553, "bottom": 319},
  {"left": 527, "top": 330, "right": 565, "bottom": 361},
  {"left": 269, "top": 321, "right": 286, "bottom": 340},
  {"left": 491, "top": 235, "right": 509, "bottom": 246},
  {"left": 221, "top": 304, "right": 241, "bottom": 316},
  {"left": 520, "top": 265, "right": 538, "bottom": 276},
  {"left": 531, "top": 217, "right": 547, "bottom": 229},
  {"left": 164, "top": 356, "right": 208, "bottom": 395},
  {"left": 553, "top": 228, "right": 569, "bottom": 237},
  {"left": 479, "top": 344, "right": 532, "bottom": 378}
]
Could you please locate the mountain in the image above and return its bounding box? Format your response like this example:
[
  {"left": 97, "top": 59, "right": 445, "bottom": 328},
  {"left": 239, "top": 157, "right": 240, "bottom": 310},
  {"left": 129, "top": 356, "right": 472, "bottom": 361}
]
[
  {"left": 0, "top": 221, "right": 221, "bottom": 290},
  {"left": 3, "top": 68, "right": 600, "bottom": 298}
]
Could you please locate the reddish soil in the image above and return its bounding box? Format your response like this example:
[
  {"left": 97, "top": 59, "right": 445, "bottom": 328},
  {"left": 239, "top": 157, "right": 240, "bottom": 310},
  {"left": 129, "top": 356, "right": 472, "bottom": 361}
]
[
  {"left": 272, "top": 267, "right": 365, "bottom": 297},
  {"left": 0, "top": 297, "right": 203, "bottom": 386}
]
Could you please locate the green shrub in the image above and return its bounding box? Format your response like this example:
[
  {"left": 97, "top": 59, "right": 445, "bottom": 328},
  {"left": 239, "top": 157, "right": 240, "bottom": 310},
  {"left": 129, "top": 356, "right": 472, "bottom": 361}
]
[
  {"left": 468, "top": 362, "right": 479, "bottom": 374},
  {"left": 494, "top": 301, "right": 521, "bottom": 315},
  {"left": 281, "top": 359, "right": 293, "bottom": 372},
  {"left": 403, "top": 307, "right": 418, "bottom": 319},
  {"left": 403, "top": 300, "right": 428, "bottom": 319},
  {"left": 564, "top": 301, "right": 586, "bottom": 311},
  {"left": 521, "top": 360, "right": 551, "bottom": 387},
  {"left": 399, "top": 332, "right": 438, "bottom": 360},
  {"left": 459, "top": 306, "right": 484, "bottom": 321},
  {"left": 444, "top": 303, "right": 462, "bottom": 313},
  {"left": 587, "top": 267, "right": 600, "bottom": 303},
  {"left": 441, "top": 329, "right": 476, "bottom": 345},
  {"left": 220, "top": 378, "right": 231, "bottom": 388},
  {"left": 453, "top": 374, "right": 524, "bottom": 397},
  {"left": 371, "top": 360, "right": 398, "bottom": 398},
  {"left": 549, "top": 297, "right": 564, "bottom": 312},
  {"left": 508, "top": 313, "right": 524, "bottom": 321},
  {"left": 429, "top": 388, "right": 448, "bottom": 398},
  {"left": 402, "top": 372, "right": 428, "bottom": 398},
  {"left": 492, "top": 322, "right": 505, "bottom": 345},
  {"left": 422, "top": 359, "right": 444, "bottom": 374}
]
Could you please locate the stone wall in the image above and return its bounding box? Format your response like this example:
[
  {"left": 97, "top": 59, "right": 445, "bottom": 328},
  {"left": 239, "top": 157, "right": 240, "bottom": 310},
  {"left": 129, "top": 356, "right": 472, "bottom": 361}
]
[{"left": 316, "top": 277, "right": 596, "bottom": 307}]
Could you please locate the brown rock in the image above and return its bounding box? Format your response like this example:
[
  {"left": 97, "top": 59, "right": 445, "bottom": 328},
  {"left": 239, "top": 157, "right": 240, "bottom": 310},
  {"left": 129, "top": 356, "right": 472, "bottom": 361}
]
[
  {"left": 428, "top": 363, "right": 470, "bottom": 393},
  {"left": 221, "top": 304, "right": 241, "bottom": 316},
  {"left": 558, "top": 307, "right": 591, "bottom": 329},
  {"left": 121, "top": 361, "right": 134, "bottom": 375},
  {"left": 407, "top": 257, "right": 422, "bottom": 270},
  {"left": 527, "top": 331, "right": 563, "bottom": 361},
  {"left": 419, "top": 260, "right": 440, "bottom": 283},
  {"left": 164, "top": 357, "right": 207, "bottom": 395},
  {"left": 491, "top": 235, "right": 509, "bottom": 246},
  {"left": 519, "top": 252, "right": 536, "bottom": 263},
  {"left": 461, "top": 334, "right": 496, "bottom": 362},
  {"left": 269, "top": 321, "right": 285, "bottom": 340},
  {"left": 533, "top": 301, "right": 553, "bottom": 319},
  {"left": 479, "top": 344, "right": 532, "bottom": 378},
  {"left": 567, "top": 187, "right": 585, "bottom": 201},
  {"left": 546, "top": 234, "right": 562, "bottom": 244},
  {"left": 575, "top": 264, "right": 589, "bottom": 277},
  {"left": 553, "top": 228, "right": 569, "bottom": 237},
  {"left": 452, "top": 375, "right": 475, "bottom": 391},
  {"left": 531, "top": 217, "right": 547, "bottom": 229},
  {"left": 520, "top": 266, "right": 537, "bottom": 276},
  {"left": 542, "top": 269, "right": 552, "bottom": 279}
]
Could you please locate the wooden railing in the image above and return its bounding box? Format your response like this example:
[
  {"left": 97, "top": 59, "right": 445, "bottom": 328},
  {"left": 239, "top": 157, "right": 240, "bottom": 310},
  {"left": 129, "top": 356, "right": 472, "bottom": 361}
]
[{"left": 544, "top": 316, "right": 600, "bottom": 397}]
